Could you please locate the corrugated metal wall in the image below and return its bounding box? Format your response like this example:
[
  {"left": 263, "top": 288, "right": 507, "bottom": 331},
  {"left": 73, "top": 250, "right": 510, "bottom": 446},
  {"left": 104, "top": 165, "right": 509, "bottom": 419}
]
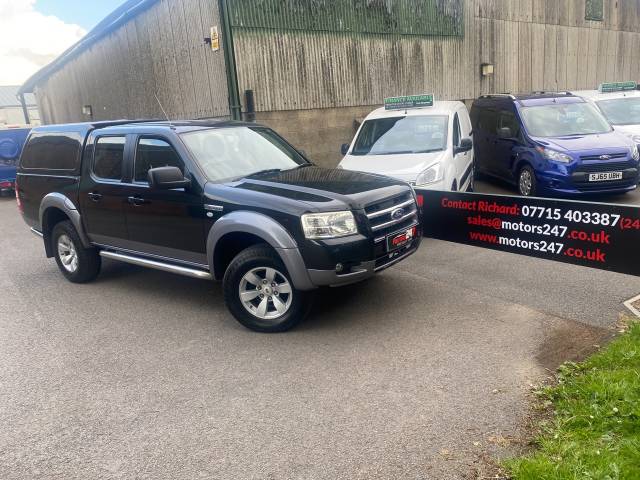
[
  {"left": 233, "top": 0, "right": 640, "bottom": 112},
  {"left": 35, "top": 0, "right": 230, "bottom": 124},
  {"left": 33, "top": 0, "right": 640, "bottom": 124}
]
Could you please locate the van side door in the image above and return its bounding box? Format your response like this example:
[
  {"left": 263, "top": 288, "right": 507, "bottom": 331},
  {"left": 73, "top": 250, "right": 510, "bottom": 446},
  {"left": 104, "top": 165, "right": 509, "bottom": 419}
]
[
  {"left": 494, "top": 106, "right": 522, "bottom": 180},
  {"left": 122, "top": 135, "right": 207, "bottom": 266},
  {"left": 78, "top": 134, "right": 130, "bottom": 247},
  {"left": 471, "top": 104, "right": 499, "bottom": 175}
]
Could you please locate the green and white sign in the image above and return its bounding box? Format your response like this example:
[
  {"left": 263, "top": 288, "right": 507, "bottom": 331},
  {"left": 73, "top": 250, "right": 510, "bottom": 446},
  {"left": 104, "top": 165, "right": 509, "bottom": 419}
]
[
  {"left": 598, "top": 81, "right": 637, "bottom": 93},
  {"left": 384, "top": 94, "right": 434, "bottom": 110}
]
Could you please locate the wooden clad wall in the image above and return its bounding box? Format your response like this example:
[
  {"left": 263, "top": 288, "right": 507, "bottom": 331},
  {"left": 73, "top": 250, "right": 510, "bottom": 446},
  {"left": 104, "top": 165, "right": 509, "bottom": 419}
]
[
  {"left": 234, "top": 0, "right": 640, "bottom": 112},
  {"left": 35, "top": 0, "right": 230, "bottom": 124}
]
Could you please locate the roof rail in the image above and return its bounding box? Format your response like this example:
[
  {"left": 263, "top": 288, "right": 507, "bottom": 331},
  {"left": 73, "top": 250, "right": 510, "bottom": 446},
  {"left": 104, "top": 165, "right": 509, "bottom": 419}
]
[
  {"left": 529, "top": 91, "right": 574, "bottom": 96},
  {"left": 479, "top": 93, "right": 517, "bottom": 100}
]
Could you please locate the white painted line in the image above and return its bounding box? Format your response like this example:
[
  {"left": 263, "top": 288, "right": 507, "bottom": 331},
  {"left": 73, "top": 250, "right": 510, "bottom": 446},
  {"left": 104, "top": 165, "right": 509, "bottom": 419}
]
[{"left": 623, "top": 293, "right": 640, "bottom": 318}]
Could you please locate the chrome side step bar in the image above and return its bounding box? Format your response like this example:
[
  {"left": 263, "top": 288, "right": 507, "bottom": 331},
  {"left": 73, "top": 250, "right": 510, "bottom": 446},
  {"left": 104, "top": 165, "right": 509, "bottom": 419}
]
[
  {"left": 99, "top": 251, "right": 213, "bottom": 280},
  {"left": 30, "top": 227, "right": 44, "bottom": 237}
]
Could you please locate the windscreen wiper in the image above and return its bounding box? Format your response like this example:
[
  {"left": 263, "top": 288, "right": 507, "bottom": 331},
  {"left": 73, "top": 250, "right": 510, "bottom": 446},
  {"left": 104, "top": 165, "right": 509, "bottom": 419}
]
[{"left": 246, "top": 168, "right": 283, "bottom": 177}]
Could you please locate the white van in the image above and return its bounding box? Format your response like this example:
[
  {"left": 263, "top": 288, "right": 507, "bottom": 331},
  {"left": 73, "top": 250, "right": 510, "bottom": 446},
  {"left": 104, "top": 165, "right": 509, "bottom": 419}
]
[
  {"left": 339, "top": 95, "right": 474, "bottom": 191},
  {"left": 573, "top": 82, "right": 640, "bottom": 144}
]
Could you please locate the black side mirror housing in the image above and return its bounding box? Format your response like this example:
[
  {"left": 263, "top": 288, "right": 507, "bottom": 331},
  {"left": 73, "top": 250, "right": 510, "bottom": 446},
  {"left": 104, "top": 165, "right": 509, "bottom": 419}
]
[
  {"left": 148, "top": 166, "right": 191, "bottom": 190},
  {"left": 497, "top": 127, "right": 513, "bottom": 139},
  {"left": 454, "top": 137, "right": 473, "bottom": 155},
  {"left": 340, "top": 143, "right": 350, "bottom": 156}
]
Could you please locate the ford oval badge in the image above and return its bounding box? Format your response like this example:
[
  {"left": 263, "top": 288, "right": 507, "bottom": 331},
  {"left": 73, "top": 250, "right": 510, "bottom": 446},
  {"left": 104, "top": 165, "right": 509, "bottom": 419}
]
[{"left": 391, "top": 207, "right": 405, "bottom": 220}]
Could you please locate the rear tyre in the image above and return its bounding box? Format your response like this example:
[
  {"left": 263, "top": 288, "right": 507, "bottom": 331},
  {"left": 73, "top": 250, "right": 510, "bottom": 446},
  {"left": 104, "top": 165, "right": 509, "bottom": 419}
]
[
  {"left": 518, "top": 165, "right": 537, "bottom": 197},
  {"left": 52, "top": 220, "right": 101, "bottom": 283},
  {"left": 223, "top": 244, "right": 314, "bottom": 333}
]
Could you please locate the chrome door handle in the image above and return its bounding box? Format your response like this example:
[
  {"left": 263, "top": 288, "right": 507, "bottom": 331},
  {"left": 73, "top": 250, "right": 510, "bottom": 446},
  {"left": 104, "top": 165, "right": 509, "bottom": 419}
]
[
  {"left": 88, "top": 192, "right": 102, "bottom": 202},
  {"left": 127, "top": 196, "right": 149, "bottom": 206}
]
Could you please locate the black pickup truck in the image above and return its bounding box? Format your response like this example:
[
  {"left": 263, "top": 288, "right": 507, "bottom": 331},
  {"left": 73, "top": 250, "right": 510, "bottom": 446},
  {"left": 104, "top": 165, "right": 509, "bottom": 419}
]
[{"left": 16, "top": 120, "right": 421, "bottom": 332}]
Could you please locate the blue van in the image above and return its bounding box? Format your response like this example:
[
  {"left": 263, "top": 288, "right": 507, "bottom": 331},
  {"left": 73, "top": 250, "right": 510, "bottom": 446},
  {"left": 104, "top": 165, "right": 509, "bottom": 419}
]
[
  {"left": 0, "top": 128, "right": 30, "bottom": 194},
  {"left": 470, "top": 93, "right": 639, "bottom": 196}
]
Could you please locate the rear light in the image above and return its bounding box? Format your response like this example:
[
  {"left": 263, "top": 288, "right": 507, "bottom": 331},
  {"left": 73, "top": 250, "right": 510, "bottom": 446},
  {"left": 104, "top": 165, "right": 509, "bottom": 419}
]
[
  {"left": 0, "top": 181, "right": 11, "bottom": 188},
  {"left": 416, "top": 194, "right": 424, "bottom": 208},
  {"left": 15, "top": 179, "right": 23, "bottom": 214}
]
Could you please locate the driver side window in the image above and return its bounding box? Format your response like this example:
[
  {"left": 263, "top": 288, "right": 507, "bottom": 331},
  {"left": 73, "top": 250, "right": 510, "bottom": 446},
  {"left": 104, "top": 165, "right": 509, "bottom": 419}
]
[{"left": 134, "top": 138, "right": 184, "bottom": 183}]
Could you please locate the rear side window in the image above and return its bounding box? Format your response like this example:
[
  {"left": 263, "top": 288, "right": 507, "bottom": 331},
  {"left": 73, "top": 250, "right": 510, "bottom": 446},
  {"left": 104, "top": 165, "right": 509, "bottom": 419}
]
[
  {"left": 476, "top": 107, "right": 498, "bottom": 134},
  {"left": 20, "top": 132, "right": 82, "bottom": 170},
  {"left": 134, "top": 138, "right": 184, "bottom": 183},
  {"left": 93, "top": 137, "right": 125, "bottom": 181}
]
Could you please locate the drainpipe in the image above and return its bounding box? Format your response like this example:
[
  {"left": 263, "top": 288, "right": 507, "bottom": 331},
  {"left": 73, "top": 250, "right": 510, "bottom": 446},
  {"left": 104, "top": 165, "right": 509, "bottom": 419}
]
[
  {"left": 219, "top": 0, "right": 242, "bottom": 120},
  {"left": 18, "top": 93, "right": 31, "bottom": 125}
]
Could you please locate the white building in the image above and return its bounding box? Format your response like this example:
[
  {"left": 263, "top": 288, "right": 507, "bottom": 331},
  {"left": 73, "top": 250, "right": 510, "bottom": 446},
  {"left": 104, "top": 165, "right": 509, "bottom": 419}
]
[{"left": 0, "top": 86, "right": 40, "bottom": 127}]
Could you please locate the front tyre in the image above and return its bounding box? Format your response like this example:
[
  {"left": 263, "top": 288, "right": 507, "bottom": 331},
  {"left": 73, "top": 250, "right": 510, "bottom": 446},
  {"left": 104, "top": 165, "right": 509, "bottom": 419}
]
[
  {"left": 518, "top": 165, "right": 537, "bottom": 197},
  {"left": 52, "top": 220, "right": 101, "bottom": 283},
  {"left": 223, "top": 244, "right": 313, "bottom": 333}
]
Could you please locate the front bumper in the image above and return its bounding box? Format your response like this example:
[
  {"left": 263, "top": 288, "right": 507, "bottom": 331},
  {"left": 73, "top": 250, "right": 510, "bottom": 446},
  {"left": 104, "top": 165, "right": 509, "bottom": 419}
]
[
  {"left": 537, "top": 169, "right": 639, "bottom": 195},
  {"left": 305, "top": 234, "right": 421, "bottom": 288}
]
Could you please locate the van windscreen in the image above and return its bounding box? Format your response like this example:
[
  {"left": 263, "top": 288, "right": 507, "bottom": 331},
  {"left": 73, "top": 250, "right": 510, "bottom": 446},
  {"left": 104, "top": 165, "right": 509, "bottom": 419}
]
[{"left": 520, "top": 103, "right": 611, "bottom": 137}]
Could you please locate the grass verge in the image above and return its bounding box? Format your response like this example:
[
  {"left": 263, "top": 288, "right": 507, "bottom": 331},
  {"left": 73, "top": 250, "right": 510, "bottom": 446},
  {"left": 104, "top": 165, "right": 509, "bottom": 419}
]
[{"left": 505, "top": 321, "right": 640, "bottom": 479}]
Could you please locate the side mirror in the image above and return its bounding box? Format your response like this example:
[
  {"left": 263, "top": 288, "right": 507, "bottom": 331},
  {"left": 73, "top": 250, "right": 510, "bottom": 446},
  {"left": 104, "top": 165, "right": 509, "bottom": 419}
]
[
  {"left": 340, "top": 143, "right": 350, "bottom": 156},
  {"left": 148, "top": 166, "right": 191, "bottom": 190},
  {"left": 497, "top": 127, "right": 513, "bottom": 139},
  {"left": 454, "top": 137, "right": 473, "bottom": 155}
]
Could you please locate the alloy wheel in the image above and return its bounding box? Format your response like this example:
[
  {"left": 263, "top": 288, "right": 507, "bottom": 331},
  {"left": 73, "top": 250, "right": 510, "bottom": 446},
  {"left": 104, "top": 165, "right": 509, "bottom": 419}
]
[
  {"left": 57, "top": 234, "right": 79, "bottom": 273},
  {"left": 239, "top": 267, "right": 293, "bottom": 320}
]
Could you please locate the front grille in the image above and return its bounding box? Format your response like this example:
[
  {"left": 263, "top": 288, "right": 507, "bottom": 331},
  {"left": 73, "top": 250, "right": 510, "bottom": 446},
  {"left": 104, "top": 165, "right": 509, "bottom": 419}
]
[
  {"left": 579, "top": 152, "right": 628, "bottom": 161},
  {"left": 365, "top": 191, "right": 418, "bottom": 239},
  {"left": 575, "top": 161, "right": 636, "bottom": 173}
]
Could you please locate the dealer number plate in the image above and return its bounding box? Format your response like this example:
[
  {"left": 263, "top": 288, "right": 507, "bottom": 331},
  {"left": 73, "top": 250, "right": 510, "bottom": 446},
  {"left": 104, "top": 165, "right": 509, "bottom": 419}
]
[
  {"left": 387, "top": 226, "right": 417, "bottom": 252},
  {"left": 588, "top": 171, "right": 623, "bottom": 182}
]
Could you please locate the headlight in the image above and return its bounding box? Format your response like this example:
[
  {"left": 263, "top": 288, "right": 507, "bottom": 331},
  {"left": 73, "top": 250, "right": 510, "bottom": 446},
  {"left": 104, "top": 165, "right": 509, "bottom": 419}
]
[
  {"left": 301, "top": 211, "right": 357, "bottom": 239},
  {"left": 632, "top": 145, "right": 640, "bottom": 162},
  {"left": 537, "top": 147, "right": 572, "bottom": 164},
  {"left": 415, "top": 163, "right": 443, "bottom": 185}
]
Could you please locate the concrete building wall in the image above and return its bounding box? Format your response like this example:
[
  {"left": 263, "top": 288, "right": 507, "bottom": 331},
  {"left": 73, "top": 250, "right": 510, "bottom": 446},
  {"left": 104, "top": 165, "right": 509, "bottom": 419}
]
[
  {"left": 233, "top": 0, "right": 640, "bottom": 166},
  {"left": 28, "top": 0, "right": 640, "bottom": 167}
]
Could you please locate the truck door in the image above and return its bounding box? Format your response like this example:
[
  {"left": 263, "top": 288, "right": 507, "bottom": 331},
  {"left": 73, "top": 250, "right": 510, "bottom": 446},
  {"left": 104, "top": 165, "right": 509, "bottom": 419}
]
[
  {"left": 122, "top": 136, "right": 206, "bottom": 266},
  {"left": 79, "top": 135, "right": 130, "bottom": 247}
]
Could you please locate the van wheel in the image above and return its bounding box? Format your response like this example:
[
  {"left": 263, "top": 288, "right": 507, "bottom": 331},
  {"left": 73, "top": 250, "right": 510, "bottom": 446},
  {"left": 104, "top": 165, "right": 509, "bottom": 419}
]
[
  {"left": 223, "top": 244, "right": 314, "bottom": 333},
  {"left": 518, "top": 165, "right": 537, "bottom": 197},
  {"left": 52, "top": 221, "right": 101, "bottom": 283}
]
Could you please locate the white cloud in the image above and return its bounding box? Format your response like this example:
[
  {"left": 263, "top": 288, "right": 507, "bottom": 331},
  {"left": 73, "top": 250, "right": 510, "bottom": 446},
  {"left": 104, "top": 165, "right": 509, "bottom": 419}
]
[{"left": 0, "top": 0, "right": 86, "bottom": 86}]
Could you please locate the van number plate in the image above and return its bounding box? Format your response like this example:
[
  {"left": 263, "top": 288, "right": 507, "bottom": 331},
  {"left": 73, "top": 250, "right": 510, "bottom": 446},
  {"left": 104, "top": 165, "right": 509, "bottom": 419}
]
[{"left": 588, "top": 171, "right": 623, "bottom": 182}]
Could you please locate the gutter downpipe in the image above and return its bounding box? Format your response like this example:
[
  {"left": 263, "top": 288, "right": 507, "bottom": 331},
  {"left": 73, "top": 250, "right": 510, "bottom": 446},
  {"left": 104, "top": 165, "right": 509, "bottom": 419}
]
[
  {"left": 219, "top": 0, "right": 242, "bottom": 120},
  {"left": 19, "top": 93, "right": 31, "bottom": 125}
]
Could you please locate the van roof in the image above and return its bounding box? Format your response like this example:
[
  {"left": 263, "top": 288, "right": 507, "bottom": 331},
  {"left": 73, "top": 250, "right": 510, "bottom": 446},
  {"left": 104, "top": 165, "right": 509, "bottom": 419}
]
[{"left": 364, "top": 100, "right": 465, "bottom": 121}]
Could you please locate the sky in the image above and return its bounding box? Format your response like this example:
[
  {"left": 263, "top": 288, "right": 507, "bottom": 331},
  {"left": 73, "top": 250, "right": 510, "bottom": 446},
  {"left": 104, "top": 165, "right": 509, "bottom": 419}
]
[{"left": 0, "top": 0, "right": 126, "bottom": 86}]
